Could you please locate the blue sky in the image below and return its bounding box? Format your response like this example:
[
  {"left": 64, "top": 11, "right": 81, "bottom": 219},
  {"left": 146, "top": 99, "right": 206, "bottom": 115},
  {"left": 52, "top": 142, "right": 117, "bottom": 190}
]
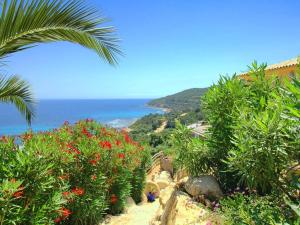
[{"left": 5, "top": 0, "right": 300, "bottom": 99}]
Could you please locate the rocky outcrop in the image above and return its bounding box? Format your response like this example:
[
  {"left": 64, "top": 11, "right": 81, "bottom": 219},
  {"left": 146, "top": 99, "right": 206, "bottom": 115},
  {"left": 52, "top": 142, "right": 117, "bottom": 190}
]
[
  {"left": 160, "top": 156, "right": 173, "bottom": 175},
  {"left": 150, "top": 185, "right": 177, "bottom": 225},
  {"left": 154, "top": 171, "right": 174, "bottom": 190},
  {"left": 184, "top": 176, "right": 223, "bottom": 200},
  {"left": 101, "top": 160, "right": 223, "bottom": 225},
  {"left": 171, "top": 191, "right": 209, "bottom": 225}
]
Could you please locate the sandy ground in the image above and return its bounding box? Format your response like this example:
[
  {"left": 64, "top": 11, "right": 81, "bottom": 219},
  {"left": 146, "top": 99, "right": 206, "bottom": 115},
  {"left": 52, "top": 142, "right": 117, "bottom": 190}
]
[
  {"left": 154, "top": 120, "right": 167, "bottom": 133},
  {"left": 101, "top": 201, "right": 160, "bottom": 225}
]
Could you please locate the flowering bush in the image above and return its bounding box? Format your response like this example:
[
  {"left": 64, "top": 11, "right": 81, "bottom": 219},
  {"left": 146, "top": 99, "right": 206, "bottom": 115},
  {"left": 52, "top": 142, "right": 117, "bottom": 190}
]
[{"left": 0, "top": 120, "right": 149, "bottom": 225}]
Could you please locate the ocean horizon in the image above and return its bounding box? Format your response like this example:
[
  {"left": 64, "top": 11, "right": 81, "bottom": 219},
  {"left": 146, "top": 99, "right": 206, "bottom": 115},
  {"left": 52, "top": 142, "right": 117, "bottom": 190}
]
[{"left": 0, "top": 99, "right": 163, "bottom": 136}]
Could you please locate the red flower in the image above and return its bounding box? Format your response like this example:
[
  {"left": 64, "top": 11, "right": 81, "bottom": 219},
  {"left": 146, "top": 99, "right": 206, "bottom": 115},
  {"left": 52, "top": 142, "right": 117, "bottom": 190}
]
[
  {"left": 111, "top": 194, "right": 118, "bottom": 204},
  {"left": 72, "top": 147, "right": 80, "bottom": 155},
  {"left": 54, "top": 217, "right": 62, "bottom": 223},
  {"left": 95, "top": 153, "right": 101, "bottom": 161},
  {"left": 13, "top": 185, "right": 24, "bottom": 198},
  {"left": 71, "top": 187, "right": 84, "bottom": 196},
  {"left": 63, "top": 121, "right": 69, "bottom": 126},
  {"left": 91, "top": 174, "right": 97, "bottom": 181},
  {"left": 82, "top": 127, "right": 88, "bottom": 134},
  {"left": 89, "top": 159, "right": 97, "bottom": 166},
  {"left": 115, "top": 140, "right": 122, "bottom": 146},
  {"left": 118, "top": 153, "right": 125, "bottom": 159},
  {"left": 62, "top": 191, "right": 70, "bottom": 198},
  {"left": 13, "top": 190, "right": 23, "bottom": 198},
  {"left": 59, "top": 207, "right": 72, "bottom": 218},
  {"left": 22, "top": 133, "right": 33, "bottom": 141},
  {"left": 66, "top": 143, "right": 81, "bottom": 154},
  {"left": 124, "top": 133, "right": 131, "bottom": 143},
  {"left": 99, "top": 141, "right": 112, "bottom": 150},
  {"left": 82, "top": 127, "right": 92, "bottom": 138}
]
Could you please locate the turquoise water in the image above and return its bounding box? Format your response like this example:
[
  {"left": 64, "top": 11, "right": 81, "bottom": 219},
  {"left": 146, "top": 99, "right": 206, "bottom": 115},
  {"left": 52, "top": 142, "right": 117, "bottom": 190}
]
[{"left": 0, "top": 99, "right": 163, "bottom": 136}]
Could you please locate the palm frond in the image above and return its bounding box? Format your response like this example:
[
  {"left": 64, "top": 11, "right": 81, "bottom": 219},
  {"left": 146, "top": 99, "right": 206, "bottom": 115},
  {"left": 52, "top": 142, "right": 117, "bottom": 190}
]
[
  {"left": 0, "top": 75, "right": 35, "bottom": 124},
  {"left": 0, "top": 0, "right": 121, "bottom": 65}
]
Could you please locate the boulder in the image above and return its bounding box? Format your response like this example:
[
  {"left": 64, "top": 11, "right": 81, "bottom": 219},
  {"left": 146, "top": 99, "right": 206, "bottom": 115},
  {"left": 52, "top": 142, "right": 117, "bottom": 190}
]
[
  {"left": 154, "top": 171, "right": 173, "bottom": 190},
  {"left": 160, "top": 156, "right": 173, "bottom": 175},
  {"left": 154, "top": 171, "right": 172, "bottom": 182},
  {"left": 156, "top": 180, "right": 170, "bottom": 190},
  {"left": 184, "top": 176, "right": 223, "bottom": 199}
]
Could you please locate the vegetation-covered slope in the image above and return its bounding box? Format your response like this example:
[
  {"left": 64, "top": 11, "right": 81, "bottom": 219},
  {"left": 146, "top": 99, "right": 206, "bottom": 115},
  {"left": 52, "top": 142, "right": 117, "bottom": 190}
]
[{"left": 148, "top": 88, "right": 208, "bottom": 112}]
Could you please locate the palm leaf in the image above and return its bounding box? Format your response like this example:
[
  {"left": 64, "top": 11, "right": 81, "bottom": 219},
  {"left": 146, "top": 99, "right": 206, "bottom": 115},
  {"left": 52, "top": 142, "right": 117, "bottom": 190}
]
[
  {"left": 0, "top": 75, "right": 35, "bottom": 124},
  {"left": 0, "top": 0, "right": 121, "bottom": 65}
]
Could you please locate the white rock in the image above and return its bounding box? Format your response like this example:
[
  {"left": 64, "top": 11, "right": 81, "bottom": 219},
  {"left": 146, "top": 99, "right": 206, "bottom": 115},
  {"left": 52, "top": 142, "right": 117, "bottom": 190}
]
[
  {"left": 154, "top": 171, "right": 173, "bottom": 190},
  {"left": 156, "top": 180, "right": 170, "bottom": 190},
  {"left": 184, "top": 176, "right": 223, "bottom": 199},
  {"left": 155, "top": 171, "right": 172, "bottom": 181}
]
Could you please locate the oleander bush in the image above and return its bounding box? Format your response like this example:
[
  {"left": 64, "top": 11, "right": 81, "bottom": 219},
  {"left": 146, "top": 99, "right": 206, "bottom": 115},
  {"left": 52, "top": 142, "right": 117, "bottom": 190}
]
[
  {"left": 171, "top": 61, "right": 300, "bottom": 223},
  {"left": 171, "top": 121, "right": 212, "bottom": 176},
  {"left": 201, "top": 74, "right": 248, "bottom": 190},
  {"left": 0, "top": 120, "right": 149, "bottom": 225},
  {"left": 0, "top": 136, "right": 68, "bottom": 225}
]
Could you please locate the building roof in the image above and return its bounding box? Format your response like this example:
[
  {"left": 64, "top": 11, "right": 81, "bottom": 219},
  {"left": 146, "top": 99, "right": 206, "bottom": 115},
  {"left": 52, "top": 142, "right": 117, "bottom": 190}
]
[
  {"left": 239, "top": 57, "right": 299, "bottom": 76},
  {"left": 187, "top": 122, "right": 209, "bottom": 136},
  {"left": 265, "top": 57, "right": 298, "bottom": 70}
]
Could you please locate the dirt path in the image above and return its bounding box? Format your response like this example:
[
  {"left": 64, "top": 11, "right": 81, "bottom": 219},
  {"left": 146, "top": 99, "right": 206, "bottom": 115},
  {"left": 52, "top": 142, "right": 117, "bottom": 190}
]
[
  {"left": 154, "top": 120, "right": 167, "bottom": 133},
  {"left": 101, "top": 201, "right": 160, "bottom": 225},
  {"left": 100, "top": 157, "right": 163, "bottom": 225}
]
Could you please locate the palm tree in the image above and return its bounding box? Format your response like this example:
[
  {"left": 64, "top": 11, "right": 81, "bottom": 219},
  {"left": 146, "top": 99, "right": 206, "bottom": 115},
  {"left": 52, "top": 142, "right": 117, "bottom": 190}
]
[
  {"left": 0, "top": 0, "right": 121, "bottom": 124},
  {"left": 0, "top": 75, "right": 34, "bottom": 123}
]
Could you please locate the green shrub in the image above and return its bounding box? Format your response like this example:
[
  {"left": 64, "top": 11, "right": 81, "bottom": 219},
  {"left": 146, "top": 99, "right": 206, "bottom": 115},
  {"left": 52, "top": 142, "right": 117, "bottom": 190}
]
[
  {"left": 171, "top": 121, "right": 212, "bottom": 176},
  {"left": 201, "top": 75, "right": 248, "bottom": 190},
  {"left": 170, "top": 61, "right": 300, "bottom": 224},
  {"left": 220, "top": 193, "right": 292, "bottom": 225},
  {"left": 226, "top": 63, "right": 300, "bottom": 195},
  {"left": 0, "top": 120, "right": 149, "bottom": 224},
  {"left": 130, "top": 147, "right": 150, "bottom": 203},
  {"left": 0, "top": 137, "right": 67, "bottom": 225},
  {"left": 227, "top": 104, "right": 290, "bottom": 193}
]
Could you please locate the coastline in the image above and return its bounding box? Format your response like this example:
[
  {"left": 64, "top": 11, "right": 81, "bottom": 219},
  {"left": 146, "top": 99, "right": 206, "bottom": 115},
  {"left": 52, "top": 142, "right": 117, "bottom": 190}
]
[
  {"left": 0, "top": 99, "right": 159, "bottom": 136},
  {"left": 124, "top": 104, "right": 170, "bottom": 132},
  {"left": 146, "top": 104, "right": 172, "bottom": 113}
]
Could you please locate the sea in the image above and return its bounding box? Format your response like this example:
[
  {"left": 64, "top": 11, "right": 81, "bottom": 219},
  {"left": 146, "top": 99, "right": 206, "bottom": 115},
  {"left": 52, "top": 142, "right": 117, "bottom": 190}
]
[{"left": 0, "top": 99, "right": 163, "bottom": 136}]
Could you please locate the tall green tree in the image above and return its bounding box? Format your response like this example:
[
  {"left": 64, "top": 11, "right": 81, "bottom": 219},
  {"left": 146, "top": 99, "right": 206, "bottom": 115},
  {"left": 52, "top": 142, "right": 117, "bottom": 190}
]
[{"left": 0, "top": 0, "right": 121, "bottom": 124}]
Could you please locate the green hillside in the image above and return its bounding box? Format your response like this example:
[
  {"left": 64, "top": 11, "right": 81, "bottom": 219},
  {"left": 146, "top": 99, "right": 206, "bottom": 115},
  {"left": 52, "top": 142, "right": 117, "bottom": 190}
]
[{"left": 148, "top": 88, "right": 208, "bottom": 112}]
